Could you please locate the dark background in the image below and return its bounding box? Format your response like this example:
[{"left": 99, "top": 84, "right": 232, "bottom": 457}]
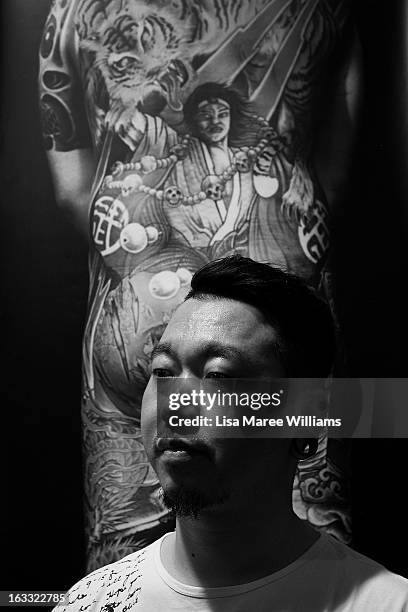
[{"left": 2, "top": 0, "right": 408, "bottom": 594}]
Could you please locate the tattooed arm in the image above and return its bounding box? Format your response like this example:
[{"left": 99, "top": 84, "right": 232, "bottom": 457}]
[{"left": 39, "top": 0, "right": 96, "bottom": 236}]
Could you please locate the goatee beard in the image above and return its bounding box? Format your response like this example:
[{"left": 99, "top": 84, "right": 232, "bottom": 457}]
[{"left": 159, "top": 486, "right": 229, "bottom": 519}]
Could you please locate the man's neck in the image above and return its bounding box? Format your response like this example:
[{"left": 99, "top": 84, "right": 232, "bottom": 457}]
[{"left": 160, "top": 501, "right": 319, "bottom": 588}]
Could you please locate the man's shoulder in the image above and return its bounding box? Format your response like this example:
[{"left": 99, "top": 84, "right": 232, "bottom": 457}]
[
  {"left": 55, "top": 540, "right": 158, "bottom": 612},
  {"left": 321, "top": 535, "right": 408, "bottom": 607}
]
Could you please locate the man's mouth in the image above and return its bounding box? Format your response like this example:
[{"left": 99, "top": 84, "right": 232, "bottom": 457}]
[{"left": 156, "top": 437, "right": 212, "bottom": 461}]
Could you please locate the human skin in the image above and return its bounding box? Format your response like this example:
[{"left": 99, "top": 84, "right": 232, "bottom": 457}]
[
  {"left": 141, "top": 297, "right": 319, "bottom": 586},
  {"left": 39, "top": 0, "right": 359, "bottom": 569}
]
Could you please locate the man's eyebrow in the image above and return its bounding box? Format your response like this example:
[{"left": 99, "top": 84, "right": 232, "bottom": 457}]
[
  {"left": 200, "top": 342, "right": 258, "bottom": 368},
  {"left": 150, "top": 341, "right": 257, "bottom": 366},
  {"left": 150, "top": 342, "right": 176, "bottom": 362},
  {"left": 202, "top": 343, "right": 243, "bottom": 359}
]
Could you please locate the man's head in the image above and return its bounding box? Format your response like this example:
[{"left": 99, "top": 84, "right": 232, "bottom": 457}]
[
  {"left": 141, "top": 256, "right": 335, "bottom": 519},
  {"left": 185, "top": 255, "right": 335, "bottom": 378}
]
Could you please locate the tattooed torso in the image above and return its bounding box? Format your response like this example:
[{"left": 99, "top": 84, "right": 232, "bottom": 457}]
[{"left": 39, "top": 0, "right": 353, "bottom": 570}]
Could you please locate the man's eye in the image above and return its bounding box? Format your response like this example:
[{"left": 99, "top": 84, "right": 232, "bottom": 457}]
[
  {"left": 204, "top": 372, "right": 229, "bottom": 379},
  {"left": 152, "top": 368, "right": 173, "bottom": 378}
]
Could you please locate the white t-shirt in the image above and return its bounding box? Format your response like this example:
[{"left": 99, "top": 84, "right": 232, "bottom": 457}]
[{"left": 56, "top": 533, "right": 408, "bottom": 611}]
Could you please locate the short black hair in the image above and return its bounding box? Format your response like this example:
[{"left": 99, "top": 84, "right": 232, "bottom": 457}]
[{"left": 185, "top": 255, "right": 335, "bottom": 377}]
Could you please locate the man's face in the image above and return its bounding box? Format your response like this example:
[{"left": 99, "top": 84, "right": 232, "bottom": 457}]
[
  {"left": 141, "top": 297, "right": 292, "bottom": 517},
  {"left": 195, "top": 99, "right": 231, "bottom": 145}
]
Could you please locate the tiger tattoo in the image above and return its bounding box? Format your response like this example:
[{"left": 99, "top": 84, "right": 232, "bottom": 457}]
[{"left": 75, "top": 0, "right": 294, "bottom": 144}]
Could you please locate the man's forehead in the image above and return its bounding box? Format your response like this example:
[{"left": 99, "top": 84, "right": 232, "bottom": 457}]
[
  {"left": 162, "top": 297, "right": 277, "bottom": 344},
  {"left": 154, "top": 298, "right": 281, "bottom": 370},
  {"left": 197, "top": 98, "right": 230, "bottom": 111}
]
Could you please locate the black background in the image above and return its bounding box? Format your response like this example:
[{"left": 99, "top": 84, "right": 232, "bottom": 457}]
[{"left": 2, "top": 0, "right": 408, "bottom": 594}]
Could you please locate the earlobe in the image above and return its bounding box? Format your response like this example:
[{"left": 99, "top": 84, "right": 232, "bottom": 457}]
[{"left": 291, "top": 438, "right": 318, "bottom": 460}]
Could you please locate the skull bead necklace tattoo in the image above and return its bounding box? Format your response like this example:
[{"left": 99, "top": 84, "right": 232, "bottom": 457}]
[{"left": 103, "top": 114, "right": 281, "bottom": 207}]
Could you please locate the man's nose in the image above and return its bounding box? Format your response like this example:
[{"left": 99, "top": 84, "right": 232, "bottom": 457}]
[{"left": 178, "top": 368, "right": 197, "bottom": 379}]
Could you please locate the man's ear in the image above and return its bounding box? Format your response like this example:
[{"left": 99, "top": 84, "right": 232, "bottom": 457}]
[
  {"left": 287, "top": 380, "right": 329, "bottom": 419},
  {"left": 303, "top": 385, "right": 329, "bottom": 416}
]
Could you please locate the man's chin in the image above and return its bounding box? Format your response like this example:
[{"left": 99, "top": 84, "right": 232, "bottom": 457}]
[{"left": 159, "top": 485, "right": 229, "bottom": 519}]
